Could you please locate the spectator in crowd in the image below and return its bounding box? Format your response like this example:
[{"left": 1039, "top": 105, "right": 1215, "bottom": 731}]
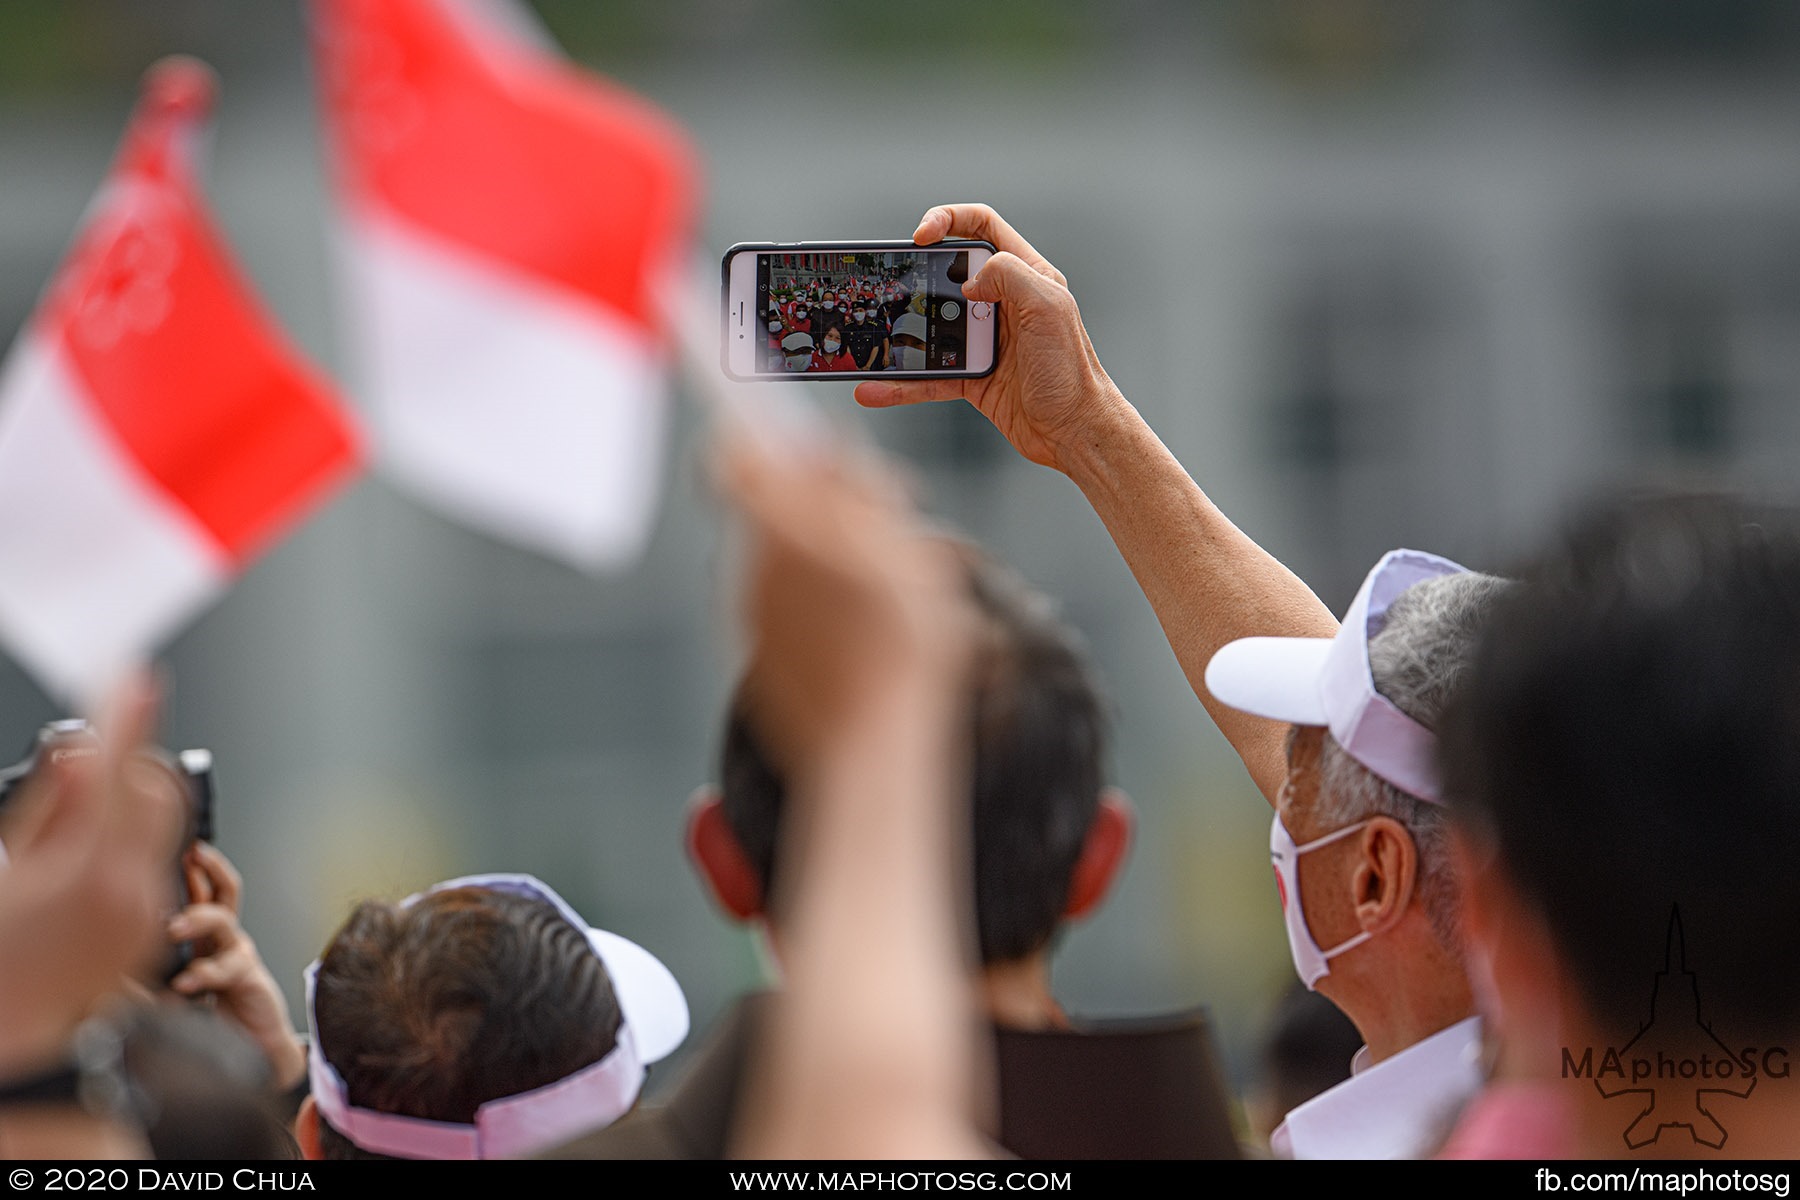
[
  {"left": 889, "top": 312, "right": 929, "bottom": 371},
  {"left": 554, "top": 539, "right": 1238, "bottom": 1159},
  {"left": 763, "top": 307, "right": 789, "bottom": 371},
  {"left": 1204, "top": 553, "right": 1510, "bottom": 1156},
  {"left": 787, "top": 301, "right": 813, "bottom": 339},
  {"left": 780, "top": 331, "right": 814, "bottom": 373},
  {"left": 0, "top": 675, "right": 186, "bottom": 1158},
  {"left": 857, "top": 203, "right": 1507, "bottom": 1157},
  {"left": 809, "top": 325, "right": 855, "bottom": 372},
  {"left": 117, "top": 1004, "right": 297, "bottom": 1159},
  {"left": 714, "top": 426, "right": 989, "bottom": 1159},
  {"left": 1438, "top": 494, "right": 1800, "bottom": 1158},
  {"left": 843, "top": 300, "right": 887, "bottom": 371},
  {"left": 297, "top": 874, "right": 688, "bottom": 1160}
]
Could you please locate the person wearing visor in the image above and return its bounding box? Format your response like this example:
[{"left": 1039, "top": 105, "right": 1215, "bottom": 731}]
[
  {"left": 1205, "top": 550, "right": 1509, "bottom": 1157},
  {"left": 854, "top": 204, "right": 1510, "bottom": 1156},
  {"left": 296, "top": 873, "right": 688, "bottom": 1160},
  {"left": 888, "top": 312, "right": 928, "bottom": 371},
  {"left": 780, "top": 331, "right": 815, "bottom": 374}
]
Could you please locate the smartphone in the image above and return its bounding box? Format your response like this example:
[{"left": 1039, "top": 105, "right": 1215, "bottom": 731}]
[{"left": 721, "top": 240, "right": 997, "bottom": 382}]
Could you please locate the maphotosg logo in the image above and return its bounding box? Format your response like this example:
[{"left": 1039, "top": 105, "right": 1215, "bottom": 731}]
[{"left": 1561, "top": 907, "right": 1789, "bottom": 1150}]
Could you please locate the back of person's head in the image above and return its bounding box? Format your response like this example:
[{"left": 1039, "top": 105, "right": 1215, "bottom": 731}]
[
  {"left": 311, "top": 885, "right": 622, "bottom": 1159},
  {"left": 1441, "top": 493, "right": 1800, "bottom": 1042},
  {"left": 1314, "top": 570, "right": 1513, "bottom": 946},
  {"left": 719, "top": 543, "right": 1112, "bottom": 965},
  {"left": 122, "top": 1005, "right": 296, "bottom": 1159}
]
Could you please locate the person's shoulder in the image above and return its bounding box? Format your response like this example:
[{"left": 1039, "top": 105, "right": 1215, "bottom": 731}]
[{"left": 992, "top": 1009, "right": 1242, "bottom": 1160}]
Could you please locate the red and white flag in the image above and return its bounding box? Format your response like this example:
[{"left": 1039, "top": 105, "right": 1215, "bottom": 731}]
[
  {"left": 0, "top": 59, "right": 363, "bottom": 704},
  {"left": 311, "top": 0, "right": 700, "bottom": 568}
]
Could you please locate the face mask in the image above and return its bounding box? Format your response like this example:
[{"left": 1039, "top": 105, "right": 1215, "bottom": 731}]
[
  {"left": 785, "top": 353, "right": 811, "bottom": 372},
  {"left": 822, "top": 338, "right": 841, "bottom": 354},
  {"left": 767, "top": 320, "right": 782, "bottom": 333},
  {"left": 796, "top": 309, "right": 808, "bottom": 319},
  {"left": 852, "top": 311, "right": 866, "bottom": 323},
  {"left": 1270, "top": 811, "right": 1372, "bottom": 989},
  {"left": 823, "top": 302, "right": 836, "bottom": 311},
  {"left": 894, "top": 345, "right": 926, "bottom": 370}
]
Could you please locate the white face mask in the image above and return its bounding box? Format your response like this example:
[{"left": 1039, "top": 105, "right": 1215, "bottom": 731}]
[
  {"left": 823, "top": 301, "right": 836, "bottom": 311},
  {"left": 852, "top": 310, "right": 866, "bottom": 323},
  {"left": 1270, "top": 811, "right": 1372, "bottom": 989},
  {"left": 785, "top": 352, "right": 811, "bottom": 372},
  {"left": 796, "top": 308, "right": 808, "bottom": 319},
  {"left": 893, "top": 345, "right": 926, "bottom": 370},
  {"left": 767, "top": 320, "right": 782, "bottom": 333},
  {"left": 822, "top": 338, "right": 841, "bottom": 354}
]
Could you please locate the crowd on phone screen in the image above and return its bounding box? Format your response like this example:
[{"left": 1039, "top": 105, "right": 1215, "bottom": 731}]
[
  {"left": 763, "top": 270, "right": 928, "bottom": 373},
  {"left": 4, "top": 203, "right": 1800, "bottom": 1164}
]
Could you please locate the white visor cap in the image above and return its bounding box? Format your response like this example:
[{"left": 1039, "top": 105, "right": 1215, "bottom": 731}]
[
  {"left": 305, "top": 873, "right": 689, "bottom": 1159},
  {"left": 1203, "top": 549, "right": 1468, "bottom": 804}
]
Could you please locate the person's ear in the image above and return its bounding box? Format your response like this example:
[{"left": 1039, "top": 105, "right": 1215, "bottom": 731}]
[
  {"left": 1063, "top": 788, "right": 1134, "bottom": 919},
  {"left": 1350, "top": 816, "right": 1417, "bottom": 934},
  {"left": 686, "top": 787, "right": 765, "bottom": 922},
  {"left": 294, "top": 1095, "right": 321, "bottom": 1161}
]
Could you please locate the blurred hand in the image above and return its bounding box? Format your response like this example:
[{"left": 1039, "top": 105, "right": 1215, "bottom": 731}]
[
  {"left": 167, "top": 841, "right": 304, "bottom": 1090},
  {"left": 0, "top": 673, "right": 186, "bottom": 1076},
  {"left": 854, "top": 203, "right": 1128, "bottom": 473},
  {"left": 719, "top": 431, "right": 975, "bottom": 775}
]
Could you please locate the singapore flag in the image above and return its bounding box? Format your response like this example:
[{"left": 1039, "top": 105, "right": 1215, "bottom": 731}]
[
  {"left": 0, "top": 59, "right": 363, "bottom": 705},
  {"left": 311, "top": 0, "right": 701, "bottom": 568}
]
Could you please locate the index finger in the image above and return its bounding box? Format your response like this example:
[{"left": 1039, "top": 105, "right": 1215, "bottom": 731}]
[
  {"left": 914, "top": 204, "right": 1065, "bottom": 285},
  {"left": 185, "top": 840, "right": 242, "bottom": 915},
  {"left": 93, "top": 670, "right": 183, "bottom": 866}
]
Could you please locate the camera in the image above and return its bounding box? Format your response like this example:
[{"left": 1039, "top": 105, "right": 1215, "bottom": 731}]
[{"left": 0, "top": 719, "right": 218, "bottom": 983}]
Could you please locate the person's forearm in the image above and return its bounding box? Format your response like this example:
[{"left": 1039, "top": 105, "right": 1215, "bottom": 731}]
[
  {"left": 738, "top": 674, "right": 984, "bottom": 1158},
  {"left": 1060, "top": 387, "right": 1337, "bottom": 803}
]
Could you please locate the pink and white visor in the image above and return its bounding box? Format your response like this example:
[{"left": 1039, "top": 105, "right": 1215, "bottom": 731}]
[
  {"left": 304, "top": 872, "right": 689, "bottom": 1159},
  {"left": 1203, "top": 549, "right": 1467, "bottom": 804}
]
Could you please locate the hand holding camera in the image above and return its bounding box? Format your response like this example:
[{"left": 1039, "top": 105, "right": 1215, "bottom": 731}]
[{"left": 167, "top": 841, "right": 306, "bottom": 1091}]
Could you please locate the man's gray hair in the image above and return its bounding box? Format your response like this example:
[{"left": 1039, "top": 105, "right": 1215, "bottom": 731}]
[{"left": 1313, "top": 570, "right": 1514, "bottom": 950}]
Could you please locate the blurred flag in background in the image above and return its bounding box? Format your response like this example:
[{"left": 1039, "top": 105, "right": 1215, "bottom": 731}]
[
  {"left": 0, "top": 58, "right": 363, "bottom": 705},
  {"left": 312, "top": 0, "right": 701, "bottom": 569}
]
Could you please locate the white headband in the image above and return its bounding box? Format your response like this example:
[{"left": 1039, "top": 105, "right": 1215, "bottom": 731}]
[{"left": 304, "top": 873, "right": 688, "bottom": 1159}]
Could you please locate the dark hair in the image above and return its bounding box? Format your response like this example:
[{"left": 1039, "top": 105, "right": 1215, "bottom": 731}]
[
  {"left": 1259, "top": 981, "right": 1363, "bottom": 1121},
  {"left": 721, "top": 543, "right": 1110, "bottom": 966},
  {"left": 1440, "top": 493, "right": 1800, "bottom": 1040},
  {"left": 313, "top": 887, "right": 623, "bottom": 1159},
  {"left": 121, "top": 1006, "right": 296, "bottom": 1160}
]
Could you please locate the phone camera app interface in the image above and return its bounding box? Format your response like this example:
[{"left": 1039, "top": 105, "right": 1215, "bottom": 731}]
[{"left": 756, "top": 250, "right": 969, "bottom": 374}]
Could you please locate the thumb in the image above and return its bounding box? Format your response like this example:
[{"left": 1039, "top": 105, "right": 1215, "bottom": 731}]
[{"left": 962, "top": 252, "right": 1043, "bottom": 306}]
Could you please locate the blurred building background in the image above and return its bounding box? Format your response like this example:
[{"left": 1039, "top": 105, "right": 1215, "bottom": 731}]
[{"left": 2, "top": 0, "right": 1799, "bottom": 1101}]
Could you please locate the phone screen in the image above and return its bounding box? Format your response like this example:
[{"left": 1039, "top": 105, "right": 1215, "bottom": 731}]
[{"left": 754, "top": 249, "right": 974, "bottom": 375}]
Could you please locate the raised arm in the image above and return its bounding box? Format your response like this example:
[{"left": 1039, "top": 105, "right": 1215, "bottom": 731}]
[
  {"left": 721, "top": 433, "right": 988, "bottom": 1160},
  {"left": 855, "top": 204, "right": 1336, "bottom": 804}
]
